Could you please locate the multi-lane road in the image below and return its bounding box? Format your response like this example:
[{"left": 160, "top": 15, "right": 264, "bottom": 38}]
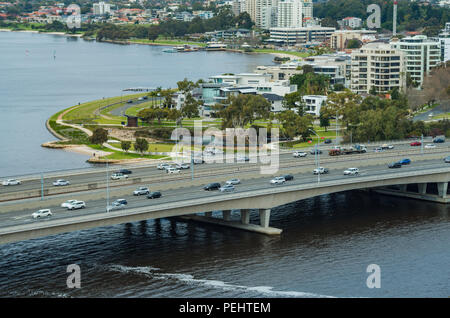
[
  {"left": 0, "top": 140, "right": 445, "bottom": 199},
  {"left": 1, "top": 155, "right": 449, "bottom": 230}
]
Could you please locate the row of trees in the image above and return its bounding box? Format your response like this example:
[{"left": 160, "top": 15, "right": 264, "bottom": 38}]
[
  {"left": 315, "top": 0, "right": 449, "bottom": 34},
  {"left": 89, "top": 128, "right": 151, "bottom": 154},
  {"left": 94, "top": 8, "right": 252, "bottom": 41}
]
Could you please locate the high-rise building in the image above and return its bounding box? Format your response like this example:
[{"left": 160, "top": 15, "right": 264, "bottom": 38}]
[
  {"left": 351, "top": 42, "right": 406, "bottom": 95},
  {"left": 438, "top": 32, "right": 450, "bottom": 62},
  {"left": 245, "top": 0, "right": 280, "bottom": 28},
  {"left": 277, "top": 0, "right": 303, "bottom": 28},
  {"left": 93, "top": 2, "right": 111, "bottom": 15},
  {"left": 390, "top": 35, "right": 441, "bottom": 87}
]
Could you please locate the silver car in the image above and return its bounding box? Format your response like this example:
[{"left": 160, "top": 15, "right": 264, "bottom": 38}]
[
  {"left": 219, "top": 184, "right": 235, "bottom": 192},
  {"left": 226, "top": 178, "right": 241, "bottom": 185}
]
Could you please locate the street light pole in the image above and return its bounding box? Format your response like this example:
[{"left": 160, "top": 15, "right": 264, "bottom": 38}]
[
  {"left": 106, "top": 160, "right": 110, "bottom": 212},
  {"left": 310, "top": 129, "right": 320, "bottom": 183},
  {"left": 336, "top": 110, "right": 338, "bottom": 145}
]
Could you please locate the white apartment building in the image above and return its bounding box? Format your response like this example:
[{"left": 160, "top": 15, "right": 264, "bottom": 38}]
[
  {"left": 302, "top": 95, "right": 327, "bottom": 116},
  {"left": 302, "top": 0, "right": 313, "bottom": 20},
  {"left": 93, "top": 2, "right": 111, "bottom": 15},
  {"left": 269, "top": 26, "right": 335, "bottom": 46},
  {"left": 338, "top": 17, "right": 362, "bottom": 29},
  {"left": 438, "top": 32, "right": 450, "bottom": 62},
  {"left": 245, "top": 0, "right": 280, "bottom": 29},
  {"left": 390, "top": 35, "right": 441, "bottom": 87},
  {"left": 232, "top": 0, "right": 246, "bottom": 16},
  {"left": 277, "top": 0, "right": 303, "bottom": 28},
  {"left": 351, "top": 42, "right": 406, "bottom": 95}
]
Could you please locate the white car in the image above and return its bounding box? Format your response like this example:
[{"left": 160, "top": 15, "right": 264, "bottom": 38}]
[
  {"left": 53, "top": 179, "right": 70, "bottom": 186},
  {"left": 167, "top": 167, "right": 180, "bottom": 174},
  {"left": 66, "top": 201, "right": 86, "bottom": 210},
  {"left": 111, "top": 173, "right": 128, "bottom": 180},
  {"left": 133, "top": 187, "right": 150, "bottom": 196},
  {"left": 425, "top": 144, "right": 436, "bottom": 149},
  {"left": 270, "top": 176, "right": 286, "bottom": 185},
  {"left": 313, "top": 167, "right": 329, "bottom": 175},
  {"left": 293, "top": 151, "right": 307, "bottom": 158},
  {"left": 61, "top": 200, "right": 78, "bottom": 208},
  {"left": 157, "top": 163, "right": 171, "bottom": 170},
  {"left": 2, "top": 179, "right": 21, "bottom": 186},
  {"left": 226, "top": 178, "right": 241, "bottom": 185},
  {"left": 107, "top": 202, "right": 126, "bottom": 212},
  {"left": 344, "top": 168, "right": 359, "bottom": 175},
  {"left": 175, "top": 163, "right": 190, "bottom": 169},
  {"left": 32, "top": 209, "right": 52, "bottom": 219}
]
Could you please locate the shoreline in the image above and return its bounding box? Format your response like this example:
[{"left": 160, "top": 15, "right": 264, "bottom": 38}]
[{"left": 1, "top": 27, "right": 304, "bottom": 59}]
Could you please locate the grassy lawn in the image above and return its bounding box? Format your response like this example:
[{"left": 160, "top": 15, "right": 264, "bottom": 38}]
[
  {"left": 88, "top": 144, "right": 168, "bottom": 160},
  {"left": 253, "top": 49, "right": 310, "bottom": 58},
  {"left": 62, "top": 93, "right": 148, "bottom": 122}
]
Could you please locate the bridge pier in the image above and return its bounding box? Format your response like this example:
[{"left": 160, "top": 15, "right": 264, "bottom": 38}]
[
  {"left": 437, "top": 182, "right": 448, "bottom": 198},
  {"left": 178, "top": 209, "right": 281, "bottom": 235},
  {"left": 418, "top": 183, "right": 427, "bottom": 195},
  {"left": 240, "top": 209, "right": 250, "bottom": 225},
  {"left": 259, "top": 209, "right": 271, "bottom": 228}
]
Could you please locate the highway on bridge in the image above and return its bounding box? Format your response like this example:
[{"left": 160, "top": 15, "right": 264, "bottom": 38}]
[{"left": 1, "top": 157, "right": 449, "bottom": 230}]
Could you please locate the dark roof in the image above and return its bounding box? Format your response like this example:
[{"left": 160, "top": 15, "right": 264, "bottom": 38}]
[{"left": 262, "top": 93, "right": 284, "bottom": 101}]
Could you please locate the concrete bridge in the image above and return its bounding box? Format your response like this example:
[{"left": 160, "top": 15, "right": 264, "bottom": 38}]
[{"left": 1, "top": 165, "right": 449, "bottom": 245}]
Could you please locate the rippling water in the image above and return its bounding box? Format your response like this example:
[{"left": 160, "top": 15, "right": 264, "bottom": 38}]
[
  {"left": 0, "top": 192, "right": 448, "bottom": 297},
  {"left": 0, "top": 32, "right": 449, "bottom": 298}
]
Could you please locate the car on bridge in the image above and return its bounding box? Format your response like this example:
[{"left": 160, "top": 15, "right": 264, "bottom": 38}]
[
  {"left": 219, "top": 184, "right": 235, "bottom": 192},
  {"left": 2, "top": 179, "right": 21, "bottom": 186},
  {"left": 374, "top": 147, "right": 384, "bottom": 153},
  {"left": 388, "top": 162, "right": 402, "bottom": 168},
  {"left": 61, "top": 200, "right": 78, "bottom": 208},
  {"left": 167, "top": 167, "right": 181, "bottom": 174},
  {"left": 425, "top": 144, "right": 436, "bottom": 149},
  {"left": 203, "top": 183, "right": 221, "bottom": 191},
  {"left": 444, "top": 156, "right": 450, "bottom": 163},
  {"left": 133, "top": 187, "right": 150, "bottom": 196},
  {"left": 119, "top": 169, "right": 132, "bottom": 175},
  {"left": 324, "top": 139, "right": 332, "bottom": 144},
  {"left": 107, "top": 202, "right": 126, "bottom": 211},
  {"left": 433, "top": 137, "right": 445, "bottom": 143},
  {"left": 226, "top": 178, "right": 241, "bottom": 185},
  {"left": 147, "top": 191, "right": 162, "bottom": 199},
  {"left": 399, "top": 158, "right": 411, "bottom": 165},
  {"left": 410, "top": 141, "right": 421, "bottom": 146},
  {"left": 282, "top": 174, "right": 294, "bottom": 181},
  {"left": 270, "top": 177, "right": 286, "bottom": 185},
  {"left": 310, "top": 149, "right": 322, "bottom": 155},
  {"left": 344, "top": 168, "right": 359, "bottom": 175},
  {"left": 381, "top": 144, "right": 394, "bottom": 150},
  {"left": 66, "top": 201, "right": 86, "bottom": 210},
  {"left": 157, "top": 163, "right": 171, "bottom": 170},
  {"left": 32, "top": 209, "right": 52, "bottom": 219},
  {"left": 175, "top": 163, "right": 190, "bottom": 169},
  {"left": 53, "top": 179, "right": 70, "bottom": 186},
  {"left": 111, "top": 173, "right": 128, "bottom": 180},
  {"left": 293, "top": 151, "right": 307, "bottom": 158},
  {"left": 237, "top": 155, "right": 250, "bottom": 162},
  {"left": 313, "top": 167, "right": 329, "bottom": 175}
]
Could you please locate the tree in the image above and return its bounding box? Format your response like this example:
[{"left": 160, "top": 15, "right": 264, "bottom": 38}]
[
  {"left": 148, "top": 25, "right": 160, "bottom": 41},
  {"left": 177, "top": 78, "right": 196, "bottom": 93},
  {"left": 121, "top": 140, "right": 131, "bottom": 152},
  {"left": 346, "top": 38, "right": 362, "bottom": 49},
  {"left": 134, "top": 138, "right": 148, "bottom": 154},
  {"left": 234, "top": 12, "right": 254, "bottom": 29},
  {"left": 90, "top": 128, "right": 108, "bottom": 145},
  {"left": 319, "top": 111, "right": 330, "bottom": 132},
  {"left": 277, "top": 110, "right": 313, "bottom": 140},
  {"left": 181, "top": 93, "right": 200, "bottom": 118}
]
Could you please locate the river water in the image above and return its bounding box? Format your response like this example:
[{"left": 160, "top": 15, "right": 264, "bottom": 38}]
[{"left": 0, "top": 32, "right": 449, "bottom": 298}]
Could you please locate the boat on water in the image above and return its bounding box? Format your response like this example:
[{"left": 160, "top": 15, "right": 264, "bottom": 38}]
[
  {"left": 162, "top": 48, "right": 178, "bottom": 53},
  {"left": 205, "top": 42, "right": 227, "bottom": 51}
]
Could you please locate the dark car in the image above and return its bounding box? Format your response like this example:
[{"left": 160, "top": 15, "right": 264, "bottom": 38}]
[
  {"left": 119, "top": 169, "right": 132, "bottom": 175},
  {"left": 203, "top": 183, "right": 221, "bottom": 191},
  {"left": 399, "top": 158, "right": 411, "bottom": 165},
  {"left": 324, "top": 139, "right": 332, "bottom": 144},
  {"left": 433, "top": 138, "right": 445, "bottom": 143},
  {"left": 388, "top": 162, "right": 402, "bottom": 168},
  {"left": 143, "top": 96, "right": 148, "bottom": 100},
  {"left": 282, "top": 174, "right": 294, "bottom": 181},
  {"left": 147, "top": 191, "right": 162, "bottom": 199},
  {"left": 444, "top": 156, "right": 450, "bottom": 163},
  {"left": 127, "top": 100, "right": 133, "bottom": 104},
  {"left": 310, "top": 149, "right": 323, "bottom": 155}
]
